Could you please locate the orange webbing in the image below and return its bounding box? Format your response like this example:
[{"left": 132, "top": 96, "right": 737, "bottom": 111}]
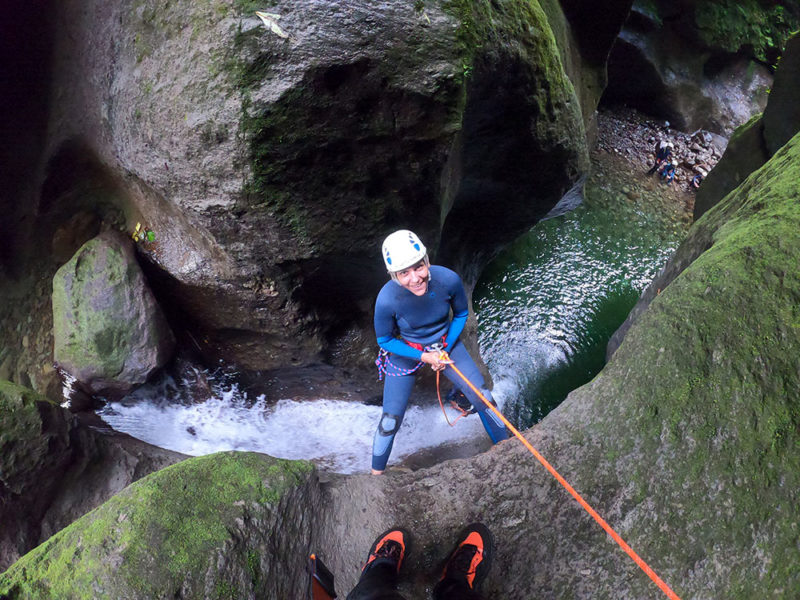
[
  {"left": 435, "top": 369, "right": 468, "bottom": 427},
  {"left": 444, "top": 357, "right": 682, "bottom": 600}
]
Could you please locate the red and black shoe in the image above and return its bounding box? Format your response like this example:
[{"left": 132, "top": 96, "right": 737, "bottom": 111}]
[
  {"left": 361, "top": 528, "right": 410, "bottom": 575},
  {"left": 440, "top": 523, "right": 493, "bottom": 590}
]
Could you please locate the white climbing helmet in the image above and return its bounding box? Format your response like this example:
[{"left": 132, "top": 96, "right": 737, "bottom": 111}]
[{"left": 382, "top": 229, "right": 427, "bottom": 272}]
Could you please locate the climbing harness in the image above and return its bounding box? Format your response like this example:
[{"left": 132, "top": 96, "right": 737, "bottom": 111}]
[
  {"left": 438, "top": 350, "right": 683, "bottom": 600},
  {"left": 375, "top": 339, "right": 474, "bottom": 424},
  {"left": 374, "top": 338, "right": 448, "bottom": 381}
]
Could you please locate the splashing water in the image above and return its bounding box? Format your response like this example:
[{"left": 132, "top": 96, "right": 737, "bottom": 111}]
[{"left": 99, "top": 375, "right": 506, "bottom": 474}]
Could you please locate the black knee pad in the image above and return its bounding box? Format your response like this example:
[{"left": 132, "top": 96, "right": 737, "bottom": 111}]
[{"left": 377, "top": 412, "right": 401, "bottom": 436}]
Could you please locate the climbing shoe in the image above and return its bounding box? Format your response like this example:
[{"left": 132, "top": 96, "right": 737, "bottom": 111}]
[
  {"left": 440, "top": 523, "right": 493, "bottom": 589},
  {"left": 447, "top": 387, "right": 476, "bottom": 415},
  {"left": 362, "top": 527, "right": 410, "bottom": 575}
]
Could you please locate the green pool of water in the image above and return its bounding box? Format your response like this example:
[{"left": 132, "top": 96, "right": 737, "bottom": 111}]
[{"left": 475, "top": 177, "right": 688, "bottom": 428}]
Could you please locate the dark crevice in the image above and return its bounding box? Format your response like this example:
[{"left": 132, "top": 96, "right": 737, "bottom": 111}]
[
  {"left": 600, "top": 38, "right": 678, "bottom": 125},
  {"left": 0, "top": 0, "right": 56, "bottom": 276},
  {"left": 439, "top": 52, "right": 581, "bottom": 284}
]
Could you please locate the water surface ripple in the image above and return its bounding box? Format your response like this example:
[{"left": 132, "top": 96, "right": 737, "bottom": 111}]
[{"left": 475, "top": 182, "right": 687, "bottom": 427}]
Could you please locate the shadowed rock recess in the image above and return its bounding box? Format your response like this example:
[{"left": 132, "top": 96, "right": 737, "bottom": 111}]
[
  {"left": 3, "top": 128, "right": 800, "bottom": 597},
  {"left": 0, "top": 381, "right": 184, "bottom": 573},
  {"left": 603, "top": 0, "right": 799, "bottom": 135}
]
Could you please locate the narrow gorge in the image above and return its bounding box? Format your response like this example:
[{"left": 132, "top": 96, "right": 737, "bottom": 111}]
[{"left": 2, "top": 1, "right": 799, "bottom": 598}]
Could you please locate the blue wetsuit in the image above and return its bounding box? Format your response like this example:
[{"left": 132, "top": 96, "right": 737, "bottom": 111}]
[{"left": 372, "top": 265, "right": 510, "bottom": 471}]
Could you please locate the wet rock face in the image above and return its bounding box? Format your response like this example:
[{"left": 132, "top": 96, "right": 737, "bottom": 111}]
[
  {"left": 762, "top": 33, "right": 800, "bottom": 156},
  {"left": 23, "top": 0, "right": 599, "bottom": 371},
  {"left": 603, "top": 0, "right": 784, "bottom": 136},
  {"left": 0, "top": 380, "right": 184, "bottom": 572},
  {"left": 693, "top": 113, "right": 769, "bottom": 219},
  {"left": 558, "top": 0, "right": 634, "bottom": 67},
  {"left": 52, "top": 230, "right": 175, "bottom": 397},
  {"left": 694, "top": 31, "right": 800, "bottom": 220}
]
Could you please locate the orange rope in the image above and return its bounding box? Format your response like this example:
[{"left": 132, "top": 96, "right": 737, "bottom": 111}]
[
  {"left": 434, "top": 370, "right": 469, "bottom": 427},
  {"left": 442, "top": 354, "right": 682, "bottom": 600}
]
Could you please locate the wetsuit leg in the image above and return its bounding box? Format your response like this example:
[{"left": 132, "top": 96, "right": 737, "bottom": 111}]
[
  {"left": 346, "top": 560, "right": 407, "bottom": 600},
  {"left": 372, "top": 360, "right": 416, "bottom": 471},
  {"left": 443, "top": 343, "right": 510, "bottom": 443}
]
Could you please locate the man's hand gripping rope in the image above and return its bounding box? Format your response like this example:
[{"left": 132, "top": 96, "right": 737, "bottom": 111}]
[{"left": 421, "top": 342, "right": 453, "bottom": 371}]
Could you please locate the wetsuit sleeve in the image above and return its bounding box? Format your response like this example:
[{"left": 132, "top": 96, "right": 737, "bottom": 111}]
[
  {"left": 377, "top": 336, "right": 423, "bottom": 360},
  {"left": 445, "top": 312, "right": 468, "bottom": 348},
  {"left": 444, "top": 272, "right": 469, "bottom": 347}
]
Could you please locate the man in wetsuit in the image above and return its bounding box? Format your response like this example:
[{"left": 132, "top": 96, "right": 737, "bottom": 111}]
[{"left": 371, "top": 230, "right": 509, "bottom": 475}]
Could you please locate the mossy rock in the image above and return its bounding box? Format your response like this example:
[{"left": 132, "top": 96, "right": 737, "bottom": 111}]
[
  {"left": 0, "top": 452, "right": 316, "bottom": 600},
  {"left": 694, "top": 0, "right": 799, "bottom": 64},
  {"left": 694, "top": 113, "right": 769, "bottom": 219},
  {"left": 762, "top": 32, "right": 800, "bottom": 156},
  {"left": 434, "top": 0, "right": 590, "bottom": 274},
  {"left": 576, "top": 129, "right": 800, "bottom": 597},
  {"left": 52, "top": 230, "right": 175, "bottom": 396}
]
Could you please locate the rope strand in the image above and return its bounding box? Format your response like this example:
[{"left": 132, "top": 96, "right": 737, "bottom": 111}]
[{"left": 443, "top": 355, "right": 682, "bottom": 600}]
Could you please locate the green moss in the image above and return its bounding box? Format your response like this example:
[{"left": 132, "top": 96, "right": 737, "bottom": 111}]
[
  {"left": 729, "top": 112, "right": 763, "bottom": 145},
  {"left": 592, "top": 131, "right": 800, "bottom": 596},
  {"left": 0, "top": 453, "right": 314, "bottom": 599},
  {"left": 694, "top": 0, "right": 799, "bottom": 65},
  {"left": 441, "top": 0, "right": 492, "bottom": 62},
  {"left": 234, "top": 0, "right": 277, "bottom": 14},
  {"left": 440, "top": 0, "right": 583, "bottom": 147},
  {"left": 441, "top": 0, "right": 572, "bottom": 90}
]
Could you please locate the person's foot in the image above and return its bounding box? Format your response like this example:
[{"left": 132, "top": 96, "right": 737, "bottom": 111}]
[
  {"left": 440, "top": 523, "right": 493, "bottom": 589},
  {"left": 447, "top": 388, "right": 476, "bottom": 415},
  {"left": 362, "top": 528, "right": 410, "bottom": 575}
]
